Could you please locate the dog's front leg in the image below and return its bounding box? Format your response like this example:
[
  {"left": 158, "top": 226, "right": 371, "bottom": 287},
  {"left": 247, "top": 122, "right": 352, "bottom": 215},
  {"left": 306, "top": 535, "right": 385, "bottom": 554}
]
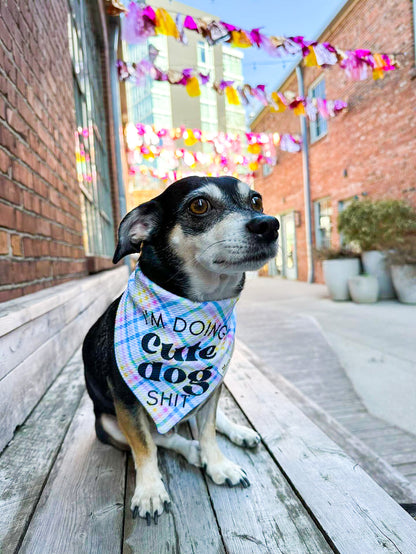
[
  {"left": 115, "top": 402, "right": 170, "bottom": 524},
  {"left": 216, "top": 407, "right": 261, "bottom": 448},
  {"left": 197, "top": 388, "right": 250, "bottom": 488}
]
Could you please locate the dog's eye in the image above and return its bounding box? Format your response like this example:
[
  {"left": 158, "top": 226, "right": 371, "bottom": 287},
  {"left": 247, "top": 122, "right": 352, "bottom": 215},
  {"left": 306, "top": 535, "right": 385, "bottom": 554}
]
[
  {"left": 189, "top": 198, "right": 210, "bottom": 215},
  {"left": 251, "top": 196, "right": 263, "bottom": 212}
]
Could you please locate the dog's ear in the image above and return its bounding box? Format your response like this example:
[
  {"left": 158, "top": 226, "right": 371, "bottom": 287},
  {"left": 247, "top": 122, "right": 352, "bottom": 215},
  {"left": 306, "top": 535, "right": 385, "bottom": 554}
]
[{"left": 113, "top": 200, "right": 160, "bottom": 264}]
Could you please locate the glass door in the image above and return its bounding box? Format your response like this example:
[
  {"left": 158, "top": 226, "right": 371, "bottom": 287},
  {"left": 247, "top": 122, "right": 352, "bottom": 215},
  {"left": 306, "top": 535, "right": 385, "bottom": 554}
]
[{"left": 282, "top": 212, "right": 297, "bottom": 280}]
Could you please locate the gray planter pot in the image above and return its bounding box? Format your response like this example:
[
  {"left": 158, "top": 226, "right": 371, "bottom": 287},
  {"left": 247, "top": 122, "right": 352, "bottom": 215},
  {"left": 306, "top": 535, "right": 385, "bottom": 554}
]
[
  {"left": 391, "top": 265, "right": 416, "bottom": 304},
  {"left": 361, "top": 250, "right": 395, "bottom": 299},
  {"left": 348, "top": 275, "right": 379, "bottom": 303},
  {"left": 322, "top": 258, "right": 360, "bottom": 301}
]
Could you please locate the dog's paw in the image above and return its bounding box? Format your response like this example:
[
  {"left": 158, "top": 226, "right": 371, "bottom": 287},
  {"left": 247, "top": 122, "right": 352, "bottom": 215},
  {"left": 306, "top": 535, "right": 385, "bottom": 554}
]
[
  {"left": 227, "top": 424, "right": 261, "bottom": 449},
  {"left": 184, "top": 439, "right": 202, "bottom": 467},
  {"left": 131, "top": 479, "right": 171, "bottom": 525},
  {"left": 203, "top": 457, "right": 250, "bottom": 488}
]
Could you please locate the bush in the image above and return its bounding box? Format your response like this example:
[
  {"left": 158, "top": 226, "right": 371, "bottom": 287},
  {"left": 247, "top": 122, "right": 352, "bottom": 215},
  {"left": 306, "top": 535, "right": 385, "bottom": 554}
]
[
  {"left": 314, "top": 247, "right": 359, "bottom": 261},
  {"left": 337, "top": 199, "right": 416, "bottom": 251},
  {"left": 387, "top": 236, "right": 416, "bottom": 265}
]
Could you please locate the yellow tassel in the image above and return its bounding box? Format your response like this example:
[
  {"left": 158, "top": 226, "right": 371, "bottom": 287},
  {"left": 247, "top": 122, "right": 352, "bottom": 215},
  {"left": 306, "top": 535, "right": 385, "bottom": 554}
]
[
  {"left": 154, "top": 8, "right": 180, "bottom": 39},
  {"left": 247, "top": 143, "right": 261, "bottom": 154},
  {"left": 372, "top": 68, "right": 385, "bottom": 80},
  {"left": 271, "top": 92, "right": 286, "bottom": 112},
  {"left": 293, "top": 103, "right": 305, "bottom": 116},
  {"left": 225, "top": 86, "right": 240, "bottom": 105},
  {"left": 230, "top": 30, "right": 252, "bottom": 48},
  {"left": 304, "top": 47, "right": 318, "bottom": 67},
  {"left": 184, "top": 129, "right": 197, "bottom": 146},
  {"left": 185, "top": 76, "right": 201, "bottom": 97}
]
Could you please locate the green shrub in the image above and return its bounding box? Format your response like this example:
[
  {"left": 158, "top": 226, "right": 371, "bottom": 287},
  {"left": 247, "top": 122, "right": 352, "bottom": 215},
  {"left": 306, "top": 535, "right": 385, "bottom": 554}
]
[
  {"left": 337, "top": 199, "right": 416, "bottom": 251},
  {"left": 314, "top": 247, "right": 359, "bottom": 261}
]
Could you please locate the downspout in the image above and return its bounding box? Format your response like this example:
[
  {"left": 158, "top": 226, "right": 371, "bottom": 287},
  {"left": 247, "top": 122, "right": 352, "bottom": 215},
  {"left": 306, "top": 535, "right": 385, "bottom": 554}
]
[
  {"left": 413, "top": 1, "right": 416, "bottom": 67},
  {"left": 108, "top": 17, "right": 127, "bottom": 220},
  {"left": 295, "top": 64, "right": 314, "bottom": 283}
]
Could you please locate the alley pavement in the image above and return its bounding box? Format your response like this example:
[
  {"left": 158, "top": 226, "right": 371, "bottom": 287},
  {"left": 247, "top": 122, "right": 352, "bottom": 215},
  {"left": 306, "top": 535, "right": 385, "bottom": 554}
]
[{"left": 236, "top": 276, "right": 416, "bottom": 483}]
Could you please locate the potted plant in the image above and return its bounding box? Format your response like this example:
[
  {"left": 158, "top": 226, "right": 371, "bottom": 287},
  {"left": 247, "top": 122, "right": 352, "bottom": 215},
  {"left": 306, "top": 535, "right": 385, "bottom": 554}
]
[
  {"left": 387, "top": 236, "right": 416, "bottom": 304},
  {"left": 338, "top": 199, "right": 416, "bottom": 299},
  {"left": 348, "top": 274, "right": 379, "bottom": 303},
  {"left": 315, "top": 248, "right": 360, "bottom": 301}
]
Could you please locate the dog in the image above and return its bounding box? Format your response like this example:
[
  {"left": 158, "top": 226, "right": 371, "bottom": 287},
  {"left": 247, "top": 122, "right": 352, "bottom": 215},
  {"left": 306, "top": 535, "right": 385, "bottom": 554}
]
[{"left": 82, "top": 176, "right": 279, "bottom": 525}]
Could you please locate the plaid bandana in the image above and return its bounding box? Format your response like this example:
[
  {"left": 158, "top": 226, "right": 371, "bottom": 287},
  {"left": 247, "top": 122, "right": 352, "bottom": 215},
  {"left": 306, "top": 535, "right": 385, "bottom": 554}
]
[{"left": 114, "top": 266, "right": 238, "bottom": 434}]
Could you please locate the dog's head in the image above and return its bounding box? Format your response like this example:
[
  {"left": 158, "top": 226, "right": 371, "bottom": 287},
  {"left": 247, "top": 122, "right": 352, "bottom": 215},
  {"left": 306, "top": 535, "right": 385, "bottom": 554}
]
[{"left": 113, "top": 176, "right": 279, "bottom": 300}]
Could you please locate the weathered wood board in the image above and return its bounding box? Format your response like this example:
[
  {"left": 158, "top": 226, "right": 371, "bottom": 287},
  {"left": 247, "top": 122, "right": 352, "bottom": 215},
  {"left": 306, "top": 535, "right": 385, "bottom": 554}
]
[
  {"left": 0, "top": 280, "right": 125, "bottom": 452},
  {"left": 236, "top": 340, "right": 416, "bottom": 504},
  {"left": 0, "top": 270, "right": 119, "bottom": 380},
  {"left": 0, "top": 349, "right": 85, "bottom": 553},
  {"left": 19, "top": 394, "right": 126, "bottom": 554},
  {"left": 226, "top": 348, "right": 416, "bottom": 553},
  {"left": 207, "top": 390, "right": 333, "bottom": 554},
  {"left": 0, "top": 265, "right": 128, "bottom": 337},
  {"left": 123, "top": 427, "right": 225, "bottom": 554}
]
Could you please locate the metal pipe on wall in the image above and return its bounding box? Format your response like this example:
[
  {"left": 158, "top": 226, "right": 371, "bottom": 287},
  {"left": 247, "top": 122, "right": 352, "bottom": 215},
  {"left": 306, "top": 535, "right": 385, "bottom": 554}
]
[
  {"left": 295, "top": 64, "right": 314, "bottom": 283},
  {"left": 108, "top": 17, "right": 127, "bottom": 221}
]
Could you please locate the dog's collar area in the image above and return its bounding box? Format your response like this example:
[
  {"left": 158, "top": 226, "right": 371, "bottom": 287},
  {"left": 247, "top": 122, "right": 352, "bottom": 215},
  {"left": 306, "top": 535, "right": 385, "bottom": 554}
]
[
  {"left": 137, "top": 265, "right": 240, "bottom": 306},
  {"left": 114, "top": 266, "right": 238, "bottom": 433}
]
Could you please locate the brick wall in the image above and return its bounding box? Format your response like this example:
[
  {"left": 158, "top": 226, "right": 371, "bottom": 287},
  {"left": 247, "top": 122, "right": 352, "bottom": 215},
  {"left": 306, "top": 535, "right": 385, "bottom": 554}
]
[
  {"left": 252, "top": 0, "right": 416, "bottom": 283},
  {"left": 0, "top": 0, "right": 87, "bottom": 301}
]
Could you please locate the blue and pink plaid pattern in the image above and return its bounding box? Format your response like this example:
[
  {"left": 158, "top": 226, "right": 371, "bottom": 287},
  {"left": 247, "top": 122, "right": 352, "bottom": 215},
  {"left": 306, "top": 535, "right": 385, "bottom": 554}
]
[{"left": 114, "top": 266, "right": 238, "bottom": 434}]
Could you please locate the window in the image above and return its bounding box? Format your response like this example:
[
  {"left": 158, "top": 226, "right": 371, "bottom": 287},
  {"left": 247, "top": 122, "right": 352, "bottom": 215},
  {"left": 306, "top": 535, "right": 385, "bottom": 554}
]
[
  {"left": 223, "top": 52, "right": 242, "bottom": 77},
  {"left": 309, "top": 78, "right": 328, "bottom": 143},
  {"left": 197, "top": 41, "right": 214, "bottom": 70},
  {"left": 314, "top": 198, "right": 332, "bottom": 249},
  {"left": 68, "top": 0, "right": 115, "bottom": 257},
  {"left": 338, "top": 197, "right": 355, "bottom": 246},
  {"left": 197, "top": 41, "right": 206, "bottom": 64}
]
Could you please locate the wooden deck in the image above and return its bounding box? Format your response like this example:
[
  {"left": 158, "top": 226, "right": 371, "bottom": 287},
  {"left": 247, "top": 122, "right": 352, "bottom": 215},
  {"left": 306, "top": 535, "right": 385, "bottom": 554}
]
[
  {"left": 236, "top": 306, "right": 416, "bottom": 485},
  {"left": 2, "top": 270, "right": 416, "bottom": 553},
  {"left": 2, "top": 346, "right": 416, "bottom": 553}
]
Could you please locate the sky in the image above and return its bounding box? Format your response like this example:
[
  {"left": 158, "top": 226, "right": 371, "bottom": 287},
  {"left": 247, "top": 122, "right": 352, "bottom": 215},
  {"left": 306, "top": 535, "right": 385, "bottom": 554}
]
[{"left": 176, "top": 0, "right": 349, "bottom": 120}]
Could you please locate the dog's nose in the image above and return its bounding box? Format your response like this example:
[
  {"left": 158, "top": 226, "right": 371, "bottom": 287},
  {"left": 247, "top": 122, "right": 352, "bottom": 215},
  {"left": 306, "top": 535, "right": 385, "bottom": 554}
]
[{"left": 246, "top": 216, "right": 279, "bottom": 241}]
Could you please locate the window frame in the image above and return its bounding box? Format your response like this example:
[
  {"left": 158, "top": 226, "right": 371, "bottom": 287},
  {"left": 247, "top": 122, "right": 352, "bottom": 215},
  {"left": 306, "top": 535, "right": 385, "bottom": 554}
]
[
  {"left": 314, "top": 197, "right": 332, "bottom": 249},
  {"left": 309, "top": 76, "right": 328, "bottom": 144}
]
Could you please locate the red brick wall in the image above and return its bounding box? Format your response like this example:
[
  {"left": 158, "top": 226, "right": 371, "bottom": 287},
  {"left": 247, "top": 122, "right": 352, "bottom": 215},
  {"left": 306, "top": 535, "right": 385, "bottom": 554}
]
[
  {"left": 252, "top": 0, "right": 416, "bottom": 283},
  {"left": 0, "top": 0, "right": 87, "bottom": 302}
]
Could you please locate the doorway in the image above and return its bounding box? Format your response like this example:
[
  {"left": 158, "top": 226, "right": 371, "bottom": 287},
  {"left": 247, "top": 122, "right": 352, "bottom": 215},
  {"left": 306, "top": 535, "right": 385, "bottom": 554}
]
[{"left": 280, "top": 212, "right": 298, "bottom": 280}]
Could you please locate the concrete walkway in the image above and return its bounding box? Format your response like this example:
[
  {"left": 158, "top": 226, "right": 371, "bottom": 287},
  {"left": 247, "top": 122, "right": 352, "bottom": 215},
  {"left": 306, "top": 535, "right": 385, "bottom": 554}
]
[{"left": 236, "top": 276, "right": 416, "bottom": 483}]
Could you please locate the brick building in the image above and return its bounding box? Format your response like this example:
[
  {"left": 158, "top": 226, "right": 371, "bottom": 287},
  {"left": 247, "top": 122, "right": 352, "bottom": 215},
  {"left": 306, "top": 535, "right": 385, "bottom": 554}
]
[
  {"left": 251, "top": 0, "right": 416, "bottom": 283},
  {"left": 0, "top": 0, "right": 126, "bottom": 302}
]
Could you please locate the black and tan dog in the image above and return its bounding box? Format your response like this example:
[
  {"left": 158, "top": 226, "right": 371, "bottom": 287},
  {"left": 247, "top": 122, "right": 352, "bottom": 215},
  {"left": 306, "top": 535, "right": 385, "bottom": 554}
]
[{"left": 82, "top": 176, "right": 279, "bottom": 524}]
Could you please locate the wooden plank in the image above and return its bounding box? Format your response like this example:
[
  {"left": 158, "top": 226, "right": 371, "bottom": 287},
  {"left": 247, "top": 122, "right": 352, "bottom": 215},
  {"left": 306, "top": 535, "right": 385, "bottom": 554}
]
[
  {"left": 226, "top": 348, "right": 416, "bottom": 553},
  {"left": 236, "top": 341, "right": 416, "bottom": 504},
  {"left": 0, "top": 281, "right": 125, "bottom": 452},
  {"left": 0, "top": 266, "right": 128, "bottom": 337},
  {"left": 0, "top": 273, "right": 119, "bottom": 381},
  {"left": 0, "top": 349, "right": 85, "bottom": 554},
  {"left": 123, "top": 426, "right": 225, "bottom": 554},
  {"left": 19, "top": 394, "right": 126, "bottom": 554},
  {"left": 204, "top": 390, "right": 333, "bottom": 554},
  {"left": 386, "top": 451, "right": 416, "bottom": 465}
]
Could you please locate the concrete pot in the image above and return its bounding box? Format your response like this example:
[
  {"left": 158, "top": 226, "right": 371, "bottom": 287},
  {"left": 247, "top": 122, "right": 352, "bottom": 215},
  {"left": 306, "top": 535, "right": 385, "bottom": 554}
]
[
  {"left": 391, "top": 265, "right": 416, "bottom": 304},
  {"left": 322, "top": 258, "right": 360, "bottom": 301},
  {"left": 348, "top": 275, "right": 379, "bottom": 304},
  {"left": 361, "top": 250, "right": 395, "bottom": 299}
]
